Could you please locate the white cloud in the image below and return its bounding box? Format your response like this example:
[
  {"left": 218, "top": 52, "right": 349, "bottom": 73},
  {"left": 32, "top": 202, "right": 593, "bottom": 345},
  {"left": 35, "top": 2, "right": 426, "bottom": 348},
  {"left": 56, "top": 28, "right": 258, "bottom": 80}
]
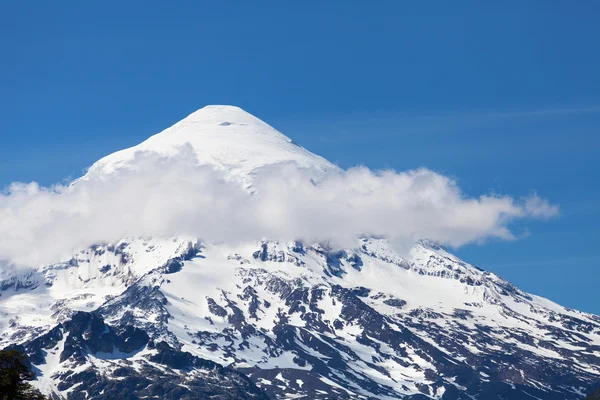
[
  {"left": 0, "top": 151, "right": 558, "bottom": 267},
  {"left": 523, "top": 193, "right": 560, "bottom": 219}
]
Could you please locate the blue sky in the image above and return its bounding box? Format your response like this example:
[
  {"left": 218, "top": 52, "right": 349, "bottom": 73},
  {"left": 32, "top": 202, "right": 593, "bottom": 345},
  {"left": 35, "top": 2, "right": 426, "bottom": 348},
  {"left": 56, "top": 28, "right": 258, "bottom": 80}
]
[{"left": 1, "top": 1, "right": 599, "bottom": 313}]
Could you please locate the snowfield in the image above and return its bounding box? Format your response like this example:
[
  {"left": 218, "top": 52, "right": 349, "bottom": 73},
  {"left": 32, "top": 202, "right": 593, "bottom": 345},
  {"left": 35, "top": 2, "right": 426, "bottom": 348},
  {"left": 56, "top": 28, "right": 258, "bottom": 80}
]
[{"left": 0, "top": 106, "right": 597, "bottom": 400}]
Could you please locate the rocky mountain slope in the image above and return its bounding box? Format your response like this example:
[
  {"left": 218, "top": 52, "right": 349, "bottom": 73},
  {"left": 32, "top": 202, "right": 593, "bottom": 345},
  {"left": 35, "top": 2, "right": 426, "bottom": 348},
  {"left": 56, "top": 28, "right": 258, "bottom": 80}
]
[
  {"left": 1, "top": 106, "right": 598, "bottom": 399},
  {"left": 587, "top": 388, "right": 600, "bottom": 400}
]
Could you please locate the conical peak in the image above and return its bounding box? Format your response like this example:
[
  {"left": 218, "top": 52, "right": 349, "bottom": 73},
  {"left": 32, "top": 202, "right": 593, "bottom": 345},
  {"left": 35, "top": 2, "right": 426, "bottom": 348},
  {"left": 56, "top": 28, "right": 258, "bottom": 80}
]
[
  {"left": 83, "top": 105, "right": 337, "bottom": 182},
  {"left": 171, "top": 105, "right": 285, "bottom": 138},
  {"left": 182, "top": 105, "right": 260, "bottom": 126},
  {"left": 193, "top": 105, "right": 248, "bottom": 114},
  {"left": 200, "top": 104, "right": 244, "bottom": 111}
]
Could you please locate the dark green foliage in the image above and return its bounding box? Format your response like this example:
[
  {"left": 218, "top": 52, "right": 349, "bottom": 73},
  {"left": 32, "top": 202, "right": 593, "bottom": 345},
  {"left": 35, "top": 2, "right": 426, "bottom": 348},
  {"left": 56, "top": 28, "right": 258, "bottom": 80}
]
[
  {"left": 586, "top": 388, "right": 600, "bottom": 400},
  {"left": 0, "top": 349, "right": 47, "bottom": 400}
]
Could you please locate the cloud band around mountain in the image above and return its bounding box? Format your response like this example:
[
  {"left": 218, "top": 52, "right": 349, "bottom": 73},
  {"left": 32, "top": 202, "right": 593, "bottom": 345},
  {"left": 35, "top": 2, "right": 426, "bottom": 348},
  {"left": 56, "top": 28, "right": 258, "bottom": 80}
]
[{"left": 0, "top": 150, "right": 558, "bottom": 267}]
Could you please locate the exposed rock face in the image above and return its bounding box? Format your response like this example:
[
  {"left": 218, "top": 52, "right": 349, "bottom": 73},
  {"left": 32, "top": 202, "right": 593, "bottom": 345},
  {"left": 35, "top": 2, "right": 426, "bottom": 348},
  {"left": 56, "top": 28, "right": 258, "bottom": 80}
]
[
  {"left": 14, "top": 311, "right": 268, "bottom": 400},
  {"left": 2, "top": 237, "right": 598, "bottom": 399},
  {"left": 586, "top": 388, "right": 600, "bottom": 400}
]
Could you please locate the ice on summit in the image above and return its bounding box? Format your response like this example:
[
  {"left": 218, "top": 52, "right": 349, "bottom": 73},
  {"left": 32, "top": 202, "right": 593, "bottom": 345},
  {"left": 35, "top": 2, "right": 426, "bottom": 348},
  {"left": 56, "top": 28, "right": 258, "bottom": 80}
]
[{"left": 84, "top": 105, "right": 337, "bottom": 183}]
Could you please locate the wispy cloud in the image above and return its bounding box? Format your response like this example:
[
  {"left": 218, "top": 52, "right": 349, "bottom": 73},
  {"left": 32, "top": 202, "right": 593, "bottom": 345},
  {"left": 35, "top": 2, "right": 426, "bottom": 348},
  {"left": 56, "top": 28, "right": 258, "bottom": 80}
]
[
  {"left": 0, "top": 150, "right": 558, "bottom": 267},
  {"left": 469, "top": 105, "right": 600, "bottom": 119},
  {"left": 487, "top": 255, "right": 600, "bottom": 269},
  {"left": 296, "top": 104, "right": 600, "bottom": 143},
  {"left": 393, "top": 105, "right": 600, "bottom": 122}
]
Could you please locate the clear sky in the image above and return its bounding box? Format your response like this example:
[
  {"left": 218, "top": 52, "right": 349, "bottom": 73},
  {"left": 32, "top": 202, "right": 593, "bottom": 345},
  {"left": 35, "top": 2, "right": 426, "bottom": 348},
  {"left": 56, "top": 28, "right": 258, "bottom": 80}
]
[{"left": 1, "top": 1, "right": 599, "bottom": 313}]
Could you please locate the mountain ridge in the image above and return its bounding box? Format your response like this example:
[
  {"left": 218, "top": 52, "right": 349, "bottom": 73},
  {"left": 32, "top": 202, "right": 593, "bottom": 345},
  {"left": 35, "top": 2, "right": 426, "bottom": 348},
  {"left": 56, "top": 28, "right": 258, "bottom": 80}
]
[
  {"left": 2, "top": 236, "right": 597, "bottom": 399},
  {"left": 0, "top": 106, "right": 597, "bottom": 399}
]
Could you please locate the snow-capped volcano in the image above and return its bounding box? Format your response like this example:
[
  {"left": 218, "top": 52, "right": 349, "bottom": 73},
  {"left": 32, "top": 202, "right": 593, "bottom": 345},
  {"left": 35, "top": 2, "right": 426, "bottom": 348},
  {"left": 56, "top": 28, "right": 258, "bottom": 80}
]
[
  {"left": 83, "top": 105, "right": 336, "bottom": 184},
  {"left": 0, "top": 106, "right": 598, "bottom": 400}
]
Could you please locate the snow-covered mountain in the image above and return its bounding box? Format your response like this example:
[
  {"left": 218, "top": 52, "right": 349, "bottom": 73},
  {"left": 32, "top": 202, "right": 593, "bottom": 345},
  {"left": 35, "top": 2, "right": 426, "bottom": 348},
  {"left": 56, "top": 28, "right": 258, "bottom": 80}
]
[
  {"left": 82, "top": 105, "right": 337, "bottom": 187},
  {"left": 1, "top": 106, "right": 598, "bottom": 400}
]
